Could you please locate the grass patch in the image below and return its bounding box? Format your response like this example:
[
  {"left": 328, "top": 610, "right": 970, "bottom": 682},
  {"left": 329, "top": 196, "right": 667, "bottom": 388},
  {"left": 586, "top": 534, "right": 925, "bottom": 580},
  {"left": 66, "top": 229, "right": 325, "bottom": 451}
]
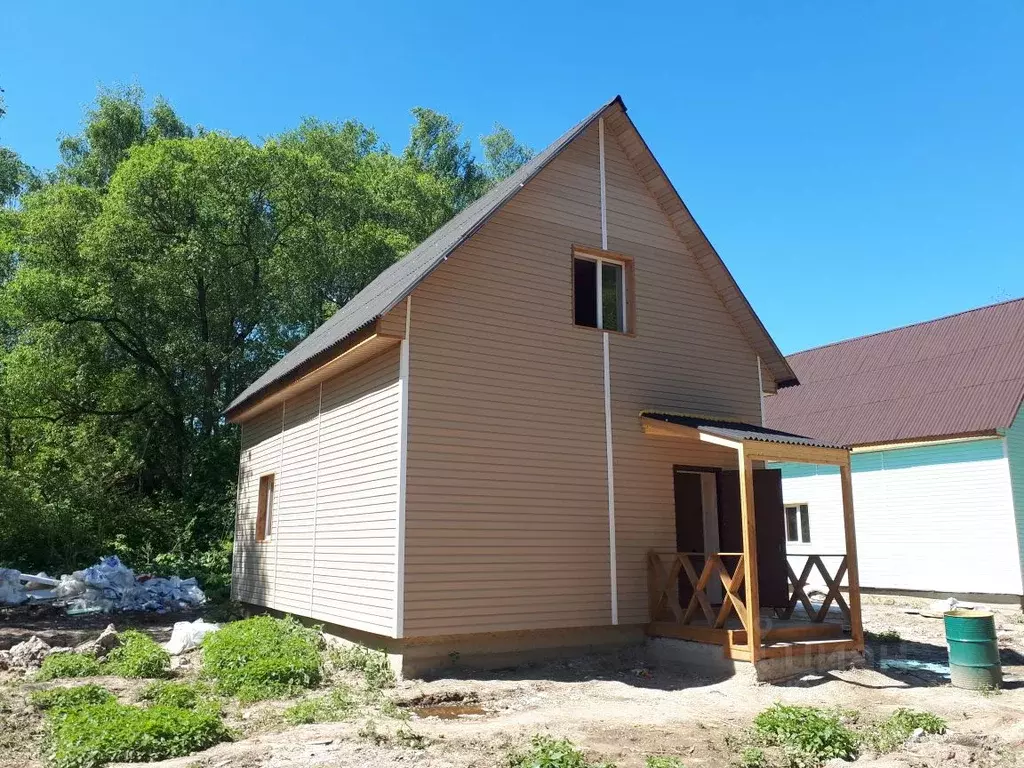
[
  {"left": 29, "top": 684, "right": 115, "bottom": 711},
  {"left": 737, "top": 746, "right": 766, "bottom": 767},
  {"left": 139, "top": 680, "right": 213, "bottom": 710},
  {"left": 506, "top": 735, "right": 616, "bottom": 768},
  {"left": 863, "top": 708, "right": 946, "bottom": 752},
  {"left": 331, "top": 644, "right": 395, "bottom": 691},
  {"left": 646, "top": 757, "right": 686, "bottom": 768},
  {"left": 202, "top": 615, "right": 322, "bottom": 701},
  {"left": 103, "top": 630, "right": 170, "bottom": 678},
  {"left": 753, "top": 704, "right": 858, "bottom": 765},
  {"left": 283, "top": 686, "right": 356, "bottom": 725},
  {"left": 44, "top": 700, "right": 230, "bottom": 768},
  {"left": 866, "top": 629, "right": 902, "bottom": 644},
  {"left": 36, "top": 653, "right": 102, "bottom": 681}
]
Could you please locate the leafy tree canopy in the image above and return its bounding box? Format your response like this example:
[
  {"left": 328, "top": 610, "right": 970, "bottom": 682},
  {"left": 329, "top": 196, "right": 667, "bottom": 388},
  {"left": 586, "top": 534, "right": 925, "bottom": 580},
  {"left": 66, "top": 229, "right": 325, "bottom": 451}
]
[{"left": 0, "top": 85, "right": 532, "bottom": 573}]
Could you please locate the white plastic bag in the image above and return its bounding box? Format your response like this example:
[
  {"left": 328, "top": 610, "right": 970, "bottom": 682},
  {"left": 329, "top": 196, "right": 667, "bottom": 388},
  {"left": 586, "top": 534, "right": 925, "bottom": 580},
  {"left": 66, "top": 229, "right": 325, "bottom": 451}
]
[
  {"left": 165, "top": 619, "right": 221, "bottom": 655},
  {"left": 0, "top": 569, "right": 26, "bottom": 606}
]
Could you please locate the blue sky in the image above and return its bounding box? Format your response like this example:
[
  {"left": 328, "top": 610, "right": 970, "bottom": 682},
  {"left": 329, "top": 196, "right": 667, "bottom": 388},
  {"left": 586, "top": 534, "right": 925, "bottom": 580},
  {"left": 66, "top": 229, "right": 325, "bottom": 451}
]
[{"left": 3, "top": 1, "right": 1021, "bottom": 353}]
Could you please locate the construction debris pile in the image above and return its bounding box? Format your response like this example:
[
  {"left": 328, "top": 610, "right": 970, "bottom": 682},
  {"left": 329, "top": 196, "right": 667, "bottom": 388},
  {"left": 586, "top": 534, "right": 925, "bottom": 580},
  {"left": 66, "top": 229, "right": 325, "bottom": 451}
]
[{"left": 0, "top": 556, "right": 206, "bottom": 614}]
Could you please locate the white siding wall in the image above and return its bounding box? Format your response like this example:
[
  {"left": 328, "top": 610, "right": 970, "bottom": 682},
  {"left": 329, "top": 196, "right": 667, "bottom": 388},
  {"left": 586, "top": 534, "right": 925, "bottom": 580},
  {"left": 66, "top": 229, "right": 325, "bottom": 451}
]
[
  {"left": 232, "top": 348, "right": 402, "bottom": 635},
  {"left": 777, "top": 438, "right": 1024, "bottom": 596}
]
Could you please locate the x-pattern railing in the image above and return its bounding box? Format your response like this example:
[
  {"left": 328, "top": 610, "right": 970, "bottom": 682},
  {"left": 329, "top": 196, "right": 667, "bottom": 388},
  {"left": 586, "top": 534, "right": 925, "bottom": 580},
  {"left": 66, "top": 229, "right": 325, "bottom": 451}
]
[
  {"left": 782, "top": 554, "right": 850, "bottom": 623},
  {"left": 647, "top": 551, "right": 748, "bottom": 631}
]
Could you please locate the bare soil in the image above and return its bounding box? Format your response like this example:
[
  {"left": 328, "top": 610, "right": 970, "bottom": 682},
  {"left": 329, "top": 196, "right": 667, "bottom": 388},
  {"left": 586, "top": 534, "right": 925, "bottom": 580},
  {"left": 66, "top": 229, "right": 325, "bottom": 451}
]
[{"left": 3, "top": 595, "right": 1024, "bottom": 768}]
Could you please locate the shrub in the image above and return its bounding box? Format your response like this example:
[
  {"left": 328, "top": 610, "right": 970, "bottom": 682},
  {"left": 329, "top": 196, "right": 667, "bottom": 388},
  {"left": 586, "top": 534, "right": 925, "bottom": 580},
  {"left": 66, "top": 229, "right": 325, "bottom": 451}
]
[
  {"left": 202, "top": 615, "right": 322, "bottom": 700},
  {"left": 646, "top": 758, "right": 685, "bottom": 768},
  {"left": 37, "top": 653, "right": 102, "bottom": 681},
  {"left": 866, "top": 629, "right": 902, "bottom": 644},
  {"left": 29, "top": 684, "right": 114, "bottom": 712},
  {"left": 507, "top": 735, "right": 616, "bottom": 768},
  {"left": 331, "top": 644, "right": 395, "bottom": 691},
  {"left": 139, "top": 680, "right": 213, "bottom": 710},
  {"left": 284, "top": 687, "right": 355, "bottom": 725},
  {"left": 753, "top": 704, "right": 858, "bottom": 765},
  {"left": 103, "top": 630, "right": 170, "bottom": 678},
  {"left": 863, "top": 708, "right": 946, "bottom": 752},
  {"left": 737, "top": 746, "right": 766, "bottom": 768},
  {"left": 44, "top": 700, "right": 230, "bottom": 768}
]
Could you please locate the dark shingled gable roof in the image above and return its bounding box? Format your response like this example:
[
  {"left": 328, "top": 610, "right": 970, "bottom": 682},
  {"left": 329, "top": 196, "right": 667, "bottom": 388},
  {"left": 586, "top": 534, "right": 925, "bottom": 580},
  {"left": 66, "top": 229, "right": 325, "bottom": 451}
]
[
  {"left": 763, "top": 298, "right": 1024, "bottom": 447},
  {"left": 227, "top": 96, "right": 797, "bottom": 417}
]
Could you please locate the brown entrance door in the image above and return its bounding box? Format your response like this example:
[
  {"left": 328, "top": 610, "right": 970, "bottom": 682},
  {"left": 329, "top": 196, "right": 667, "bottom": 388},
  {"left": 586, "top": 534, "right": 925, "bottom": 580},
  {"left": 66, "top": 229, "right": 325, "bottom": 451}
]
[
  {"left": 716, "top": 468, "right": 788, "bottom": 610},
  {"left": 673, "top": 470, "right": 705, "bottom": 609}
]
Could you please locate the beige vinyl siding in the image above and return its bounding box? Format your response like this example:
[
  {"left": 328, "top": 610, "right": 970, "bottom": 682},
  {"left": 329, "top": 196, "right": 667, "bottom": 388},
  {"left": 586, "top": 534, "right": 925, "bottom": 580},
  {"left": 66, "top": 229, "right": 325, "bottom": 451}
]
[
  {"left": 312, "top": 347, "right": 401, "bottom": 635},
  {"left": 232, "top": 347, "right": 402, "bottom": 635},
  {"left": 233, "top": 405, "right": 284, "bottom": 605},
  {"left": 602, "top": 126, "right": 760, "bottom": 625},
  {"left": 403, "top": 114, "right": 761, "bottom": 637}
]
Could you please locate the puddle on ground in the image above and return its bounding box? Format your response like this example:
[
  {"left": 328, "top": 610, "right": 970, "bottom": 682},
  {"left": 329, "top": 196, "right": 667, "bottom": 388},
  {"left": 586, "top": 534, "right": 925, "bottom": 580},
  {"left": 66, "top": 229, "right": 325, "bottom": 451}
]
[
  {"left": 411, "top": 704, "right": 486, "bottom": 719},
  {"left": 879, "top": 658, "right": 951, "bottom": 677}
]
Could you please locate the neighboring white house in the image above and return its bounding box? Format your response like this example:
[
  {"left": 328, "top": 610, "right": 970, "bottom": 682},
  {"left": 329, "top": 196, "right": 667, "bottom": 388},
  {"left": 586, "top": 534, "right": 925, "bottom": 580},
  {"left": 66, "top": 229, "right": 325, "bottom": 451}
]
[{"left": 765, "top": 299, "right": 1024, "bottom": 600}]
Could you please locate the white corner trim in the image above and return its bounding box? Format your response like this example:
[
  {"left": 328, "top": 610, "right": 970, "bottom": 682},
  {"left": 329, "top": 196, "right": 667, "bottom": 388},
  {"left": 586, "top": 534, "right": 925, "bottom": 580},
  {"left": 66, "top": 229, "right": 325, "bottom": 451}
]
[
  {"left": 598, "top": 119, "right": 618, "bottom": 625},
  {"left": 308, "top": 383, "right": 324, "bottom": 615},
  {"left": 231, "top": 422, "right": 244, "bottom": 601},
  {"left": 272, "top": 400, "right": 286, "bottom": 605},
  {"left": 599, "top": 118, "right": 608, "bottom": 251},
  {"left": 394, "top": 296, "right": 412, "bottom": 638}
]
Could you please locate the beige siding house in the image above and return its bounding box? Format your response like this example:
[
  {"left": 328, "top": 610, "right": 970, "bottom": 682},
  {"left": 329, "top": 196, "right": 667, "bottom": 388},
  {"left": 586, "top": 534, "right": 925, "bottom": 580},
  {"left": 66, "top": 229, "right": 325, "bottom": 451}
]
[{"left": 227, "top": 97, "right": 865, "bottom": 679}]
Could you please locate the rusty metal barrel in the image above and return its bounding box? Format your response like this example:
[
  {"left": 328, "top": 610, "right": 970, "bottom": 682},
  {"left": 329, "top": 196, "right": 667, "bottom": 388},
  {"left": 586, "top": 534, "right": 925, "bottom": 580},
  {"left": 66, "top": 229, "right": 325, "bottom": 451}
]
[{"left": 943, "top": 609, "right": 1002, "bottom": 690}]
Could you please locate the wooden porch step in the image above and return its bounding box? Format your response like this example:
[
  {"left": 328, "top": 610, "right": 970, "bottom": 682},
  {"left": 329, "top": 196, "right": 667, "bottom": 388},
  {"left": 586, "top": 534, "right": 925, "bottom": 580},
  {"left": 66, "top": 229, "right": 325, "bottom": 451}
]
[{"left": 762, "top": 622, "right": 843, "bottom": 643}]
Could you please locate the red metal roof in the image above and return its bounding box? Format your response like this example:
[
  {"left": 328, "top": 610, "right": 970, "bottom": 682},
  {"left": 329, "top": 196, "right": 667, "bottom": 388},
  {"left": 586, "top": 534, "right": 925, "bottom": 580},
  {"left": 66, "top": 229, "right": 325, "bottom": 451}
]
[{"left": 763, "top": 298, "right": 1024, "bottom": 447}]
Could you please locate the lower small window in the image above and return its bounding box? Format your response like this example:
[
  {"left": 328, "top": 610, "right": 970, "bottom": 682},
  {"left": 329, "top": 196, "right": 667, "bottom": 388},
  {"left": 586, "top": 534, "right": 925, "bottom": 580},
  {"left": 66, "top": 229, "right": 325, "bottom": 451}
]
[
  {"left": 785, "top": 503, "right": 810, "bottom": 544},
  {"left": 256, "top": 474, "right": 275, "bottom": 542}
]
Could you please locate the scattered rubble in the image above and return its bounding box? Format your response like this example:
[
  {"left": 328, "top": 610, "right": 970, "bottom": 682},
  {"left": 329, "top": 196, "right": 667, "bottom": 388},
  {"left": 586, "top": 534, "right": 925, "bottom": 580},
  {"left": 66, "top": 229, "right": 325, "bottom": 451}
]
[
  {"left": 73, "top": 623, "right": 121, "bottom": 658},
  {"left": 0, "top": 634, "right": 74, "bottom": 671},
  {"left": 1, "top": 555, "right": 206, "bottom": 614}
]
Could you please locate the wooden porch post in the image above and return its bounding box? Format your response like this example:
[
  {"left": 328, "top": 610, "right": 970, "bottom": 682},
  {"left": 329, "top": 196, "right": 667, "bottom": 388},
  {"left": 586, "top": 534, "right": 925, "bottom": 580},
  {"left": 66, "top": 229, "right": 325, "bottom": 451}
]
[
  {"left": 839, "top": 461, "right": 864, "bottom": 651},
  {"left": 737, "top": 445, "right": 761, "bottom": 659}
]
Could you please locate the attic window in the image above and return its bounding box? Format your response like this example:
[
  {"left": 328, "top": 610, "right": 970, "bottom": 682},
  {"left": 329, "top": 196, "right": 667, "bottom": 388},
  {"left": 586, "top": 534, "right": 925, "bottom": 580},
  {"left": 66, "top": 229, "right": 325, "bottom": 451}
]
[{"left": 572, "top": 247, "right": 633, "bottom": 333}]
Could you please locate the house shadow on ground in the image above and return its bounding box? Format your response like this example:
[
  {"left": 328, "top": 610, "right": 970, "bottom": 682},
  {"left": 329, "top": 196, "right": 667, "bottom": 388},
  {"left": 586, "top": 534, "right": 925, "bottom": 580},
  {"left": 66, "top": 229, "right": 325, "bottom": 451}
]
[
  {"left": 782, "top": 637, "right": 1024, "bottom": 691},
  {"left": 416, "top": 643, "right": 736, "bottom": 691}
]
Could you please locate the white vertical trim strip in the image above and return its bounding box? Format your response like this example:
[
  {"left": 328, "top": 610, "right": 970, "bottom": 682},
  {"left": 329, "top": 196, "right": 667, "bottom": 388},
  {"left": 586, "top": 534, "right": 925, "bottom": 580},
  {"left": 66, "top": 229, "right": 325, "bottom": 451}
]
[
  {"left": 603, "top": 332, "right": 618, "bottom": 624},
  {"left": 272, "top": 400, "right": 285, "bottom": 606},
  {"left": 394, "top": 296, "right": 412, "bottom": 638},
  {"left": 757, "top": 355, "right": 765, "bottom": 426},
  {"left": 598, "top": 116, "right": 618, "bottom": 624},
  {"left": 308, "top": 383, "right": 324, "bottom": 615}
]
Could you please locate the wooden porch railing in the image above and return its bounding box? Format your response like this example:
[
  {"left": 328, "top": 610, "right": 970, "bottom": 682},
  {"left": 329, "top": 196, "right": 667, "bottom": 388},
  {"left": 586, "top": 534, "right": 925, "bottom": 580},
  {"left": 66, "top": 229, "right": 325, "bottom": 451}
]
[
  {"left": 784, "top": 554, "right": 851, "bottom": 624},
  {"left": 647, "top": 551, "right": 748, "bottom": 631}
]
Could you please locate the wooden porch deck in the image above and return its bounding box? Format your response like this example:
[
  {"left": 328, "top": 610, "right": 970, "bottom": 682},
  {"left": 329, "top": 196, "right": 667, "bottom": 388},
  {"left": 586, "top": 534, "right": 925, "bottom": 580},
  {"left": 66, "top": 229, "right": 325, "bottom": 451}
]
[{"left": 647, "top": 550, "right": 861, "bottom": 662}]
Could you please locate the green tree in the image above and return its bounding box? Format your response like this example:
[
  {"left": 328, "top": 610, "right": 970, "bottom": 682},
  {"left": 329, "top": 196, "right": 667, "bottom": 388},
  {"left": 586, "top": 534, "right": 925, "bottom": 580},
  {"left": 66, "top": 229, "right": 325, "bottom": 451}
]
[{"left": 0, "top": 87, "right": 531, "bottom": 575}]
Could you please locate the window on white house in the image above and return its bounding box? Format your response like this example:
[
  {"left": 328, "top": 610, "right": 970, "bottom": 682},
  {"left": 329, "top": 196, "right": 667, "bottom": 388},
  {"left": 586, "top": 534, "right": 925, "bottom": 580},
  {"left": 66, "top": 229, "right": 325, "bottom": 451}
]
[
  {"left": 256, "top": 474, "right": 275, "bottom": 542},
  {"left": 573, "top": 253, "right": 628, "bottom": 332},
  {"left": 785, "top": 503, "right": 811, "bottom": 544}
]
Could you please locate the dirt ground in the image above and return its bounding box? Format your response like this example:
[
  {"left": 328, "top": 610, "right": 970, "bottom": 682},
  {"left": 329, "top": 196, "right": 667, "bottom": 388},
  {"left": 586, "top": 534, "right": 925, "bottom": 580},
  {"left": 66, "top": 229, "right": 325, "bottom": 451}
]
[{"left": 3, "top": 594, "right": 1024, "bottom": 768}]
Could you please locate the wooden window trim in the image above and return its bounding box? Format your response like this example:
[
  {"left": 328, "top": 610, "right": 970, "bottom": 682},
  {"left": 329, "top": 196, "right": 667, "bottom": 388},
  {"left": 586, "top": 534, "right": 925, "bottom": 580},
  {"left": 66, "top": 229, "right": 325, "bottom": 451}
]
[
  {"left": 256, "top": 473, "right": 275, "bottom": 543},
  {"left": 571, "top": 244, "right": 636, "bottom": 337}
]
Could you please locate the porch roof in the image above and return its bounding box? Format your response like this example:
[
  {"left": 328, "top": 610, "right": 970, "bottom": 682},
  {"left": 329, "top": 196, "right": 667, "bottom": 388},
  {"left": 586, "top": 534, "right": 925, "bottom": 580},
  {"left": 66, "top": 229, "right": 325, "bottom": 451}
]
[{"left": 639, "top": 411, "right": 850, "bottom": 465}]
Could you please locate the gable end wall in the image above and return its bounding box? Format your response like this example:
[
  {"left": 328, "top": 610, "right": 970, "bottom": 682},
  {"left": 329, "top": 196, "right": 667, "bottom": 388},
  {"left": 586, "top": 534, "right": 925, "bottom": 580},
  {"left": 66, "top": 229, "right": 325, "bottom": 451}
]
[{"left": 402, "top": 116, "right": 761, "bottom": 637}]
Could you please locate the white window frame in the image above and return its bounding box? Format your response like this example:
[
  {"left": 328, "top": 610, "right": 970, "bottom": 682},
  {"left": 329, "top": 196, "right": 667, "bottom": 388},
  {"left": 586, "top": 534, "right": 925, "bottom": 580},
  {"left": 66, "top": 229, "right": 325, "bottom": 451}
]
[
  {"left": 574, "top": 253, "right": 627, "bottom": 333},
  {"left": 785, "top": 502, "right": 811, "bottom": 544}
]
